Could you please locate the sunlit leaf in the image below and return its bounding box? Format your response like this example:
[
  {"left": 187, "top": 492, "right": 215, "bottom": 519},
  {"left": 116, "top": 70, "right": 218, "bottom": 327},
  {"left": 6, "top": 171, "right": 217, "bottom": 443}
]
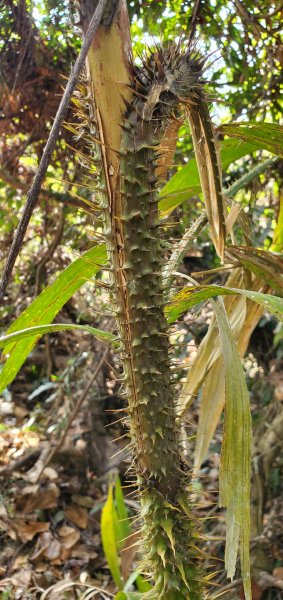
[
  {"left": 0, "top": 244, "right": 107, "bottom": 394},
  {"left": 213, "top": 299, "right": 251, "bottom": 600},
  {"left": 101, "top": 484, "right": 123, "bottom": 590},
  {"left": 166, "top": 284, "right": 283, "bottom": 324},
  {"left": 218, "top": 122, "right": 283, "bottom": 158},
  {"left": 159, "top": 139, "right": 258, "bottom": 216}
]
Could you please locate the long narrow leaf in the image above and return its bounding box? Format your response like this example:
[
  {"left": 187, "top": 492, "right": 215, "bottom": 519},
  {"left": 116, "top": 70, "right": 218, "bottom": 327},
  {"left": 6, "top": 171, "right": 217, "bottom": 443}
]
[
  {"left": 218, "top": 122, "right": 283, "bottom": 158},
  {"left": 0, "top": 244, "right": 107, "bottom": 393},
  {"left": 101, "top": 484, "right": 123, "bottom": 589},
  {"left": 186, "top": 102, "right": 226, "bottom": 259},
  {"left": 213, "top": 299, "right": 251, "bottom": 600},
  {"left": 114, "top": 477, "right": 131, "bottom": 542},
  {"left": 0, "top": 323, "right": 117, "bottom": 349},
  {"left": 166, "top": 284, "right": 283, "bottom": 324},
  {"left": 177, "top": 270, "right": 247, "bottom": 417},
  {"left": 194, "top": 296, "right": 263, "bottom": 470}
]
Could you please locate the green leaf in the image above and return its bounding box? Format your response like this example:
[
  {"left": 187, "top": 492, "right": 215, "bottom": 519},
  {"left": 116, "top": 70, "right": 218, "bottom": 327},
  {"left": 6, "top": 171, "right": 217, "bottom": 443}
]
[
  {"left": 270, "top": 193, "right": 283, "bottom": 253},
  {"left": 0, "top": 323, "right": 117, "bottom": 349},
  {"left": 113, "top": 503, "right": 126, "bottom": 554},
  {"left": 213, "top": 299, "right": 251, "bottom": 600},
  {"left": 114, "top": 593, "right": 143, "bottom": 600},
  {"left": 166, "top": 285, "right": 283, "bottom": 324},
  {"left": 0, "top": 244, "right": 107, "bottom": 394},
  {"left": 114, "top": 476, "right": 131, "bottom": 543},
  {"left": 101, "top": 484, "right": 123, "bottom": 590},
  {"left": 158, "top": 139, "right": 258, "bottom": 216},
  {"left": 123, "top": 570, "right": 152, "bottom": 594},
  {"left": 218, "top": 122, "right": 283, "bottom": 158},
  {"left": 135, "top": 575, "right": 152, "bottom": 593}
]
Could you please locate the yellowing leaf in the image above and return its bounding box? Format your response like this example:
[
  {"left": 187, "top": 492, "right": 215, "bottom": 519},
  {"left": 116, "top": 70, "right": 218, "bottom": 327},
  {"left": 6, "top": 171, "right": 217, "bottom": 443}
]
[
  {"left": 270, "top": 192, "right": 283, "bottom": 253},
  {"left": 101, "top": 484, "right": 123, "bottom": 589},
  {"left": 166, "top": 284, "right": 283, "bottom": 324},
  {"left": 194, "top": 294, "right": 264, "bottom": 470},
  {"left": 213, "top": 299, "right": 251, "bottom": 600},
  {"left": 226, "top": 246, "right": 283, "bottom": 294},
  {"left": 14, "top": 520, "right": 50, "bottom": 542},
  {"left": 186, "top": 103, "right": 226, "bottom": 259},
  {"left": 114, "top": 476, "right": 131, "bottom": 542}
]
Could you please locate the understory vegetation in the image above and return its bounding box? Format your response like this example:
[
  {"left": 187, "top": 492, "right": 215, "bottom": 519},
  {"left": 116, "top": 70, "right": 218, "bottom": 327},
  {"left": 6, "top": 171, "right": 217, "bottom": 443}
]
[{"left": 0, "top": 1, "right": 282, "bottom": 599}]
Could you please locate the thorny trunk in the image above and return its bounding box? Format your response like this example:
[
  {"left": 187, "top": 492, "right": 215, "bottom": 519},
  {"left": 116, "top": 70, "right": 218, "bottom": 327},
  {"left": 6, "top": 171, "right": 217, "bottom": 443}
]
[{"left": 77, "top": 1, "right": 224, "bottom": 596}]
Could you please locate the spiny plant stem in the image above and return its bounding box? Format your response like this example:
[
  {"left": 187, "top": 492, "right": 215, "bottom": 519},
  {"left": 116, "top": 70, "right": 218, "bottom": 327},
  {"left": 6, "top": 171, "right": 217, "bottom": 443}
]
[{"left": 99, "top": 46, "right": 208, "bottom": 598}]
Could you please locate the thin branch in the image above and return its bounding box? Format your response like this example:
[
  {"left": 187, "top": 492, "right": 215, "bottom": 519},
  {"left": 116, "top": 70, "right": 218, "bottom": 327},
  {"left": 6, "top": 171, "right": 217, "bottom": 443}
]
[
  {"left": 0, "top": 168, "right": 91, "bottom": 212},
  {"left": 0, "top": 0, "right": 109, "bottom": 301},
  {"left": 188, "top": 0, "right": 202, "bottom": 44}
]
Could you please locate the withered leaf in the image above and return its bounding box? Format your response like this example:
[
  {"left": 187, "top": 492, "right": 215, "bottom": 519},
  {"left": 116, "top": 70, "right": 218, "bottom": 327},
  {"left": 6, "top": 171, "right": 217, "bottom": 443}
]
[
  {"left": 17, "top": 482, "right": 60, "bottom": 513},
  {"left": 226, "top": 246, "right": 283, "bottom": 294},
  {"left": 14, "top": 520, "right": 50, "bottom": 542},
  {"left": 10, "top": 567, "right": 32, "bottom": 587},
  {"left": 65, "top": 505, "right": 88, "bottom": 529},
  {"left": 12, "top": 555, "right": 29, "bottom": 571},
  {"left": 70, "top": 543, "right": 98, "bottom": 559},
  {"left": 71, "top": 494, "right": 94, "bottom": 508},
  {"left": 31, "top": 531, "right": 62, "bottom": 562},
  {"left": 58, "top": 525, "right": 80, "bottom": 549}
]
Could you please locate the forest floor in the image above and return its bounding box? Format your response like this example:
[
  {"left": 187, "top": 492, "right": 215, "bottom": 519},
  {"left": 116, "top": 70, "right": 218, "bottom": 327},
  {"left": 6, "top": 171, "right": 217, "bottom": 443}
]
[{"left": 0, "top": 301, "right": 283, "bottom": 600}]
